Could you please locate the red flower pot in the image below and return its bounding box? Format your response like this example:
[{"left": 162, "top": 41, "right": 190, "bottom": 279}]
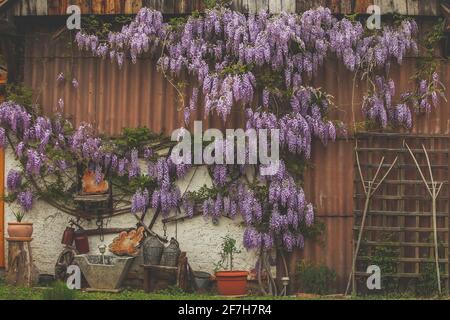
[
  {"left": 7, "top": 222, "right": 33, "bottom": 240},
  {"left": 215, "top": 271, "right": 249, "bottom": 296}
]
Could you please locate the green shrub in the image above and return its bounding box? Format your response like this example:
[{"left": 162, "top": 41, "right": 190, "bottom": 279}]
[
  {"left": 42, "top": 281, "right": 76, "bottom": 300},
  {"left": 297, "top": 262, "right": 337, "bottom": 295},
  {"left": 369, "top": 244, "right": 400, "bottom": 293},
  {"left": 416, "top": 260, "right": 444, "bottom": 297}
]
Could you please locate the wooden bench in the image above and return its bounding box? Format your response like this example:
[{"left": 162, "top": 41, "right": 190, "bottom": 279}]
[{"left": 143, "top": 252, "right": 193, "bottom": 292}]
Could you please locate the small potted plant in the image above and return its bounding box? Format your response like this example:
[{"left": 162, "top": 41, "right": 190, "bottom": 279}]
[
  {"left": 7, "top": 209, "right": 33, "bottom": 240},
  {"left": 214, "top": 235, "right": 249, "bottom": 296}
]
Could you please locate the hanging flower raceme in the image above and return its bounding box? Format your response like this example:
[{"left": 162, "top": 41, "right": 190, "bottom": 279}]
[
  {"left": 75, "top": 7, "right": 435, "bottom": 132},
  {"left": 0, "top": 101, "right": 31, "bottom": 136},
  {"left": 7, "top": 169, "right": 22, "bottom": 192},
  {"left": 17, "top": 190, "right": 33, "bottom": 212},
  {"left": 131, "top": 188, "right": 149, "bottom": 214}
]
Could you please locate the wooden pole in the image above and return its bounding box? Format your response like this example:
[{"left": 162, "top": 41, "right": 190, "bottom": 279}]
[
  {"left": 345, "top": 149, "right": 398, "bottom": 296},
  {"left": 350, "top": 183, "right": 372, "bottom": 295},
  {"left": 405, "top": 142, "right": 443, "bottom": 295}
]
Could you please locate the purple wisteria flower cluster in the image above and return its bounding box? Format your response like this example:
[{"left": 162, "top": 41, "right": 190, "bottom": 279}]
[
  {"left": 146, "top": 157, "right": 185, "bottom": 216},
  {"left": 363, "top": 72, "right": 445, "bottom": 129},
  {"left": 196, "top": 161, "right": 314, "bottom": 251},
  {"left": 7, "top": 169, "right": 22, "bottom": 191},
  {"left": 75, "top": 7, "right": 439, "bottom": 131},
  {"left": 76, "top": 8, "right": 165, "bottom": 66},
  {"left": 17, "top": 190, "right": 33, "bottom": 212},
  {"left": 0, "top": 100, "right": 188, "bottom": 217}
]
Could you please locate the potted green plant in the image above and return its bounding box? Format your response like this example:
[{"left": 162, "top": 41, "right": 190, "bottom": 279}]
[
  {"left": 7, "top": 210, "right": 33, "bottom": 240},
  {"left": 214, "top": 235, "right": 249, "bottom": 296}
]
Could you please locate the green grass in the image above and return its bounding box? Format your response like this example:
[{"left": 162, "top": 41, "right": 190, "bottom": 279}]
[
  {"left": 0, "top": 278, "right": 447, "bottom": 300},
  {"left": 0, "top": 280, "right": 297, "bottom": 300}
]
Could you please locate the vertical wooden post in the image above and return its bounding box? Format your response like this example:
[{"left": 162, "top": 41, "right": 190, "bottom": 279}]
[
  {"left": 6, "top": 239, "right": 34, "bottom": 287},
  {"left": 0, "top": 149, "right": 4, "bottom": 268},
  {"left": 0, "top": 69, "right": 5, "bottom": 268}
]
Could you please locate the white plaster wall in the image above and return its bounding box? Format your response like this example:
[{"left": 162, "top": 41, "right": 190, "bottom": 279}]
[{"left": 3, "top": 148, "right": 257, "bottom": 275}]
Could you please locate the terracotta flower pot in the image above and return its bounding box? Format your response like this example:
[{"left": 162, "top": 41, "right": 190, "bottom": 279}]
[
  {"left": 215, "top": 271, "right": 249, "bottom": 296},
  {"left": 7, "top": 222, "right": 33, "bottom": 240}
]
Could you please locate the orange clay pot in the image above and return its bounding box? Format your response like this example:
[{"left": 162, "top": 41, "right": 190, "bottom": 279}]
[
  {"left": 215, "top": 271, "right": 249, "bottom": 296},
  {"left": 7, "top": 222, "right": 33, "bottom": 240}
]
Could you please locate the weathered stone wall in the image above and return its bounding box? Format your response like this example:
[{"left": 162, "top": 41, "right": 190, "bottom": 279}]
[{"left": 3, "top": 147, "right": 257, "bottom": 276}]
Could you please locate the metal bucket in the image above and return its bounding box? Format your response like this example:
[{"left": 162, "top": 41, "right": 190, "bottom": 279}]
[
  {"left": 193, "top": 271, "right": 212, "bottom": 290},
  {"left": 142, "top": 236, "right": 164, "bottom": 265}
]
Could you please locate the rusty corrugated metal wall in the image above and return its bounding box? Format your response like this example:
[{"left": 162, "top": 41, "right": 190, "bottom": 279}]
[
  {"left": 4, "top": 0, "right": 442, "bottom": 16},
  {"left": 21, "top": 18, "right": 450, "bottom": 291}
]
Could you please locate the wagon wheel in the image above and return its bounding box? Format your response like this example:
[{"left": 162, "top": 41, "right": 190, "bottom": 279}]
[
  {"left": 55, "top": 247, "right": 78, "bottom": 281},
  {"left": 257, "top": 250, "right": 278, "bottom": 296}
]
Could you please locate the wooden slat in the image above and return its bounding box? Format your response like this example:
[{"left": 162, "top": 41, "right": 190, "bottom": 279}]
[
  {"left": 354, "top": 210, "right": 449, "bottom": 217},
  {"left": 361, "top": 241, "right": 448, "bottom": 248},
  {"left": 355, "top": 272, "right": 449, "bottom": 279},
  {"left": 358, "top": 256, "right": 448, "bottom": 263},
  {"left": 406, "top": 0, "right": 419, "bottom": 16},
  {"left": 35, "top": 0, "right": 47, "bottom": 15},
  {"left": 247, "top": 0, "right": 257, "bottom": 13},
  {"left": 356, "top": 148, "right": 449, "bottom": 154},
  {"left": 354, "top": 226, "right": 448, "bottom": 232},
  {"left": 354, "top": 179, "right": 448, "bottom": 185},
  {"left": 104, "top": 0, "right": 116, "bottom": 14},
  {"left": 0, "top": 73, "right": 5, "bottom": 268},
  {"left": 75, "top": 0, "right": 92, "bottom": 15},
  {"left": 354, "top": 194, "right": 448, "bottom": 200},
  {"left": 353, "top": 0, "right": 373, "bottom": 14},
  {"left": 355, "top": 163, "right": 448, "bottom": 169},
  {"left": 418, "top": 0, "right": 438, "bottom": 16},
  {"left": 59, "top": 0, "right": 68, "bottom": 14},
  {"left": 147, "top": 0, "right": 161, "bottom": 11},
  {"left": 233, "top": 0, "right": 249, "bottom": 13},
  {"left": 373, "top": 0, "right": 393, "bottom": 14},
  {"left": 281, "top": 0, "right": 295, "bottom": 13},
  {"left": 255, "top": 0, "right": 268, "bottom": 13},
  {"left": 0, "top": 147, "right": 4, "bottom": 268},
  {"left": 92, "top": 0, "right": 105, "bottom": 14},
  {"left": 340, "top": 0, "right": 352, "bottom": 14},
  {"left": 174, "top": 0, "right": 189, "bottom": 14},
  {"left": 162, "top": 0, "right": 174, "bottom": 14},
  {"left": 269, "top": 0, "right": 282, "bottom": 13},
  {"left": 392, "top": 0, "right": 408, "bottom": 15}
]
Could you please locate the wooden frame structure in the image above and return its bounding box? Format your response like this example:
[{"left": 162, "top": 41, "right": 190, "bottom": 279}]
[{"left": 353, "top": 133, "right": 449, "bottom": 294}]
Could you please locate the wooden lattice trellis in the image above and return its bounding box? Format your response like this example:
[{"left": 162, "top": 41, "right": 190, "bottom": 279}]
[{"left": 352, "top": 133, "right": 449, "bottom": 295}]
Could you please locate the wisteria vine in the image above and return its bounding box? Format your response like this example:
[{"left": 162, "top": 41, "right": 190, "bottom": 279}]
[{"left": 0, "top": 7, "right": 445, "bottom": 264}]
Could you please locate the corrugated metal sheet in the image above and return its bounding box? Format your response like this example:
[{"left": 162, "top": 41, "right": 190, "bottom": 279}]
[
  {"left": 21, "top": 21, "right": 450, "bottom": 292},
  {"left": 4, "top": 0, "right": 443, "bottom": 16}
]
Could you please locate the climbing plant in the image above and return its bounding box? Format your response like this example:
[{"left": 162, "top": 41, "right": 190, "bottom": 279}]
[{"left": 0, "top": 6, "right": 446, "bottom": 295}]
